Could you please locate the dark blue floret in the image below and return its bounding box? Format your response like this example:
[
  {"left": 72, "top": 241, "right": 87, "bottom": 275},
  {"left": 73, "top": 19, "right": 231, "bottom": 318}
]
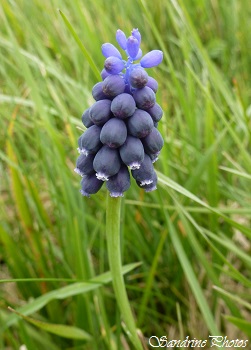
[
  {"left": 100, "top": 118, "right": 127, "bottom": 148},
  {"left": 142, "top": 127, "right": 164, "bottom": 155},
  {"left": 102, "top": 75, "right": 125, "bottom": 97},
  {"left": 131, "top": 153, "right": 155, "bottom": 186},
  {"left": 119, "top": 136, "right": 144, "bottom": 169},
  {"left": 81, "top": 108, "right": 93, "bottom": 128},
  {"left": 146, "top": 76, "right": 158, "bottom": 93},
  {"left": 129, "top": 67, "right": 148, "bottom": 89},
  {"left": 75, "top": 153, "right": 95, "bottom": 176},
  {"left": 127, "top": 109, "right": 154, "bottom": 138},
  {"left": 92, "top": 82, "right": 110, "bottom": 101},
  {"left": 133, "top": 86, "right": 156, "bottom": 110},
  {"left": 80, "top": 174, "right": 104, "bottom": 197},
  {"left": 78, "top": 125, "right": 102, "bottom": 155},
  {"left": 93, "top": 145, "right": 121, "bottom": 181},
  {"left": 137, "top": 171, "right": 157, "bottom": 192},
  {"left": 89, "top": 99, "right": 112, "bottom": 126},
  {"left": 147, "top": 103, "right": 163, "bottom": 123},
  {"left": 106, "top": 165, "right": 130, "bottom": 197},
  {"left": 111, "top": 93, "right": 136, "bottom": 119}
]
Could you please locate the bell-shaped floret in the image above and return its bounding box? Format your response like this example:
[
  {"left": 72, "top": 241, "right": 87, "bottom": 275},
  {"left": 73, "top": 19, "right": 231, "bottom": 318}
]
[
  {"left": 137, "top": 171, "right": 157, "bottom": 192},
  {"left": 111, "top": 93, "right": 136, "bottom": 119},
  {"left": 104, "top": 56, "right": 124, "bottom": 74},
  {"left": 133, "top": 86, "right": 156, "bottom": 110},
  {"left": 142, "top": 127, "right": 164, "bottom": 155},
  {"left": 116, "top": 29, "right": 127, "bottom": 50},
  {"left": 146, "top": 76, "right": 158, "bottom": 93},
  {"left": 127, "top": 109, "right": 154, "bottom": 138},
  {"left": 140, "top": 50, "right": 163, "bottom": 68},
  {"left": 78, "top": 125, "right": 102, "bottom": 155},
  {"left": 131, "top": 153, "right": 155, "bottom": 186},
  {"left": 129, "top": 67, "right": 148, "bottom": 89},
  {"left": 126, "top": 36, "right": 140, "bottom": 59},
  {"left": 93, "top": 145, "right": 121, "bottom": 181},
  {"left": 92, "top": 82, "right": 110, "bottom": 101},
  {"left": 102, "top": 74, "right": 125, "bottom": 97},
  {"left": 80, "top": 174, "right": 103, "bottom": 197},
  {"left": 74, "top": 153, "right": 95, "bottom": 176},
  {"left": 100, "top": 118, "right": 127, "bottom": 148},
  {"left": 119, "top": 136, "right": 144, "bottom": 169},
  {"left": 89, "top": 99, "right": 112, "bottom": 126},
  {"left": 81, "top": 108, "right": 93, "bottom": 128},
  {"left": 102, "top": 43, "right": 122, "bottom": 59},
  {"left": 147, "top": 103, "right": 163, "bottom": 123},
  {"left": 106, "top": 165, "right": 130, "bottom": 197}
]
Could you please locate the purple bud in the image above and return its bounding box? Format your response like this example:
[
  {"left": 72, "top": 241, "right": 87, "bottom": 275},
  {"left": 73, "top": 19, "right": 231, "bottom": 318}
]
[
  {"left": 106, "top": 165, "right": 130, "bottom": 197},
  {"left": 92, "top": 82, "right": 110, "bottom": 101},
  {"left": 111, "top": 93, "right": 136, "bottom": 119},
  {"left": 119, "top": 136, "right": 144, "bottom": 169},
  {"left": 104, "top": 56, "right": 124, "bottom": 74},
  {"left": 127, "top": 109, "right": 154, "bottom": 138},
  {"left": 89, "top": 99, "right": 112, "bottom": 126},
  {"left": 131, "top": 28, "right": 141, "bottom": 44},
  {"left": 137, "top": 171, "right": 157, "bottom": 192},
  {"left": 93, "top": 145, "right": 121, "bottom": 181},
  {"left": 80, "top": 174, "right": 103, "bottom": 197},
  {"left": 129, "top": 67, "right": 148, "bottom": 89},
  {"left": 133, "top": 86, "right": 156, "bottom": 110},
  {"left": 102, "top": 74, "right": 125, "bottom": 97},
  {"left": 140, "top": 50, "right": 163, "bottom": 68},
  {"left": 101, "top": 43, "right": 122, "bottom": 59},
  {"left": 75, "top": 153, "right": 95, "bottom": 176},
  {"left": 142, "top": 127, "right": 164, "bottom": 155},
  {"left": 81, "top": 108, "right": 93, "bottom": 128},
  {"left": 146, "top": 76, "right": 158, "bottom": 93},
  {"left": 78, "top": 125, "right": 102, "bottom": 155},
  {"left": 126, "top": 36, "right": 140, "bottom": 59},
  {"left": 116, "top": 29, "right": 127, "bottom": 50},
  {"left": 100, "top": 118, "right": 127, "bottom": 148},
  {"left": 131, "top": 153, "right": 155, "bottom": 186},
  {"left": 147, "top": 103, "right": 163, "bottom": 122}
]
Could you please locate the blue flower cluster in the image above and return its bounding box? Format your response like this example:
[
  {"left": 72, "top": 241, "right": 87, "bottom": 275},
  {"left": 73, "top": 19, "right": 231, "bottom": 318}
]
[{"left": 75, "top": 28, "right": 164, "bottom": 197}]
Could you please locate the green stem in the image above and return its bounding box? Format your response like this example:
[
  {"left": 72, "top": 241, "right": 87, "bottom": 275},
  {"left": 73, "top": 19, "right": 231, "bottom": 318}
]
[{"left": 106, "top": 194, "right": 143, "bottom": 350}]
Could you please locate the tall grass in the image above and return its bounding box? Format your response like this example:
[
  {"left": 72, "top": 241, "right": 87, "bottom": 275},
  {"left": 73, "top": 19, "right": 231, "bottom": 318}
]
[{"left": 0, "top": 0, "right": 251, "bottom": 349}]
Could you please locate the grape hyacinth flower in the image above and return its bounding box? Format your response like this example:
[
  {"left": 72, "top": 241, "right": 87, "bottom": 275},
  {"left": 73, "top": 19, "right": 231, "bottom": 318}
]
[{"left": 75, "top": 28, "right": 164, "bottom": 198}]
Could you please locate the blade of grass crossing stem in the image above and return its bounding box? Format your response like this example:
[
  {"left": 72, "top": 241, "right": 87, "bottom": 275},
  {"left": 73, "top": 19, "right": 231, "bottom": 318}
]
[
  {"left": 58, "top": 10, "right": 100, "bottom": 80},
  {"left": 2, "top": 262, "right": 141, "bottom": 331}
]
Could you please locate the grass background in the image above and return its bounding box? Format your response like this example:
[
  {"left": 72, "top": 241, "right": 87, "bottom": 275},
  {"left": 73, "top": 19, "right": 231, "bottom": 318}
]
[{"left": 0, "top": 0, "right": 251, "bottom": 349}]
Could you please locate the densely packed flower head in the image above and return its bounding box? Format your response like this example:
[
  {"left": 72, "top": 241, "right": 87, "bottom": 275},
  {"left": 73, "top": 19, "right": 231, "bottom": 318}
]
[{"left": 75, "top": 28, "right": 164, "bottom": 197}]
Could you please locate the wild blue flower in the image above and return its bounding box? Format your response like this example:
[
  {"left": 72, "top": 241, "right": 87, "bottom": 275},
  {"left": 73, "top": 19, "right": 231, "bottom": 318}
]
[{"left": 75, "top": 28, "right": 164, "bottom": 197}]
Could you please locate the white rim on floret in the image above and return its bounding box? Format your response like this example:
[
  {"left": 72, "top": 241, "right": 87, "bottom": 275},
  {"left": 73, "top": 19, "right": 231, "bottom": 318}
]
[
  {"left": 74, "top": 168, "right": 84, "bottom": 177},
  {"left": 110, "top": 192, "right": 124, "bottom": 198},
  {"left": 79, "top": 148, "right": 89, "bottom": 156},
  {"left": 140, "top": 179, "right": 153, "bottom": 186},
  {"left": 96, "top": 172, "right": 109, "bottom": 181},
  {"left": 129, "top": 162, "right": 141, "bottom": 170},
  {"left": 80, "top": 190, "right": 90, "bottom": 198}
]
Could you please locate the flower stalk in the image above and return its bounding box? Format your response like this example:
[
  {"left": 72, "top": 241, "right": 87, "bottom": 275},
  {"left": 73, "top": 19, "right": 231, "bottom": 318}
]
[{"left": 106, "top": 193, "right": 143, "bottom": 350}]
